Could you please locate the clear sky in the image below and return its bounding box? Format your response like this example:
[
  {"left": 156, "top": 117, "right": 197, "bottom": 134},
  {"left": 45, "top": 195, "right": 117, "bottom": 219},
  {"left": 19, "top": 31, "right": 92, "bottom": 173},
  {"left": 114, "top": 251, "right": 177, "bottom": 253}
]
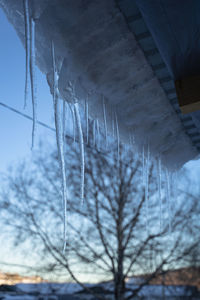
[
  {"left": 0, "top": 5, "right": 200, "bottom": 282},
  {"left": 0, "top": 8, "right": 56, "bottom": 275},
  {"left": 0, "top": 8, "right": 55, "bottom": 174}
]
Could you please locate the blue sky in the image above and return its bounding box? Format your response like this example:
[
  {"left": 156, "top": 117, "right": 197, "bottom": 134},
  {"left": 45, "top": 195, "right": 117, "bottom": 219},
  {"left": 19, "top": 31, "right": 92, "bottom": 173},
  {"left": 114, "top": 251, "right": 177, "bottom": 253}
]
[{"left": 0, "top": 8, "right": 55, "bottom": 173}]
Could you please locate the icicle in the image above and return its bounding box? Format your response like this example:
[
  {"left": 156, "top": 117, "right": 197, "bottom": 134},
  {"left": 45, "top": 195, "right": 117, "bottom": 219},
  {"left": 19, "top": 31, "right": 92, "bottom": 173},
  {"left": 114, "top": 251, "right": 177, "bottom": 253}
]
[
  {"left": 96, "top": 119, "right": 100, "bottom": 151},
  {"left": 52, "top": 42, "right": 67, "bottom": 252},
  {"left": 102, "top": 96, "right": 108, "bottom": 149},
  {"left": 93, "top": 120, "right": 96, "bottom": 147},
  {"left": 62, "top": 99, "right": 66, "bottom": 149},
  {"left": 129, "top": 132, "right": 132, "bottom": 146},
  {"left": 112, "top": 109, "right": 115, "bottom": 138},
  {"left": 85, "top": 98, "right": 89, "bottom": 144},
  {"left": 165, "top": 168, "right": 171, "bottom": 233},
  {"left": 74, "top": 102, "right": 85, "bottom": 204},
  {"left": 30, "top": 17, "right": 37, "bottom": 149},
  {"left": 173, "top": 170, "right": 178, "bottom": 203},
  {"left": 157, "top": 157, "right": 162, "bottom": 231},
  {"left": 69, "top": 103, "right": 76, "bottom": 144},
  {"left": 145, "top": 144, "right": 150, "bottom": 232},
  {"left": 142, "top": 145, "right": 145, "bottom": 185},
  {"left": 115, "top": 110, "right": 120, "bottom": 162},
  {"left": 23, "top": 0, "right": 30, "bottom": 109}
]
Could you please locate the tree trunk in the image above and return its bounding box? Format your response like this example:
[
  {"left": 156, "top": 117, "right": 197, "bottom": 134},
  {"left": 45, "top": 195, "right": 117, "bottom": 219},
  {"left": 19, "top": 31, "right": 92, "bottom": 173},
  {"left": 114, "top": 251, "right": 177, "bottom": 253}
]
[
  {"left": 114, "top": 272, "right": 125, "bottom": 300},
  {"left": 115, "top": 185, "right": 125, "bottom": 300}
]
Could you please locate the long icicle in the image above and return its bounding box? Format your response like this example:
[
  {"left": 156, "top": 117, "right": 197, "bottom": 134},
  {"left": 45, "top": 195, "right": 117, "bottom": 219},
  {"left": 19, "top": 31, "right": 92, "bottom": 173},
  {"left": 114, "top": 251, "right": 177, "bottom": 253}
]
[
  {"left": 85, "top": 98, "right": 89, "bottom": 144},
  {"left": 157, "top": 157, "right": 162, "bottom": 232},
  {"left": 142, "top": 145, "right": 145, "bottom": 185},
  {"left": 166, "top": 169, "right": 171, "bottom": 233},
  {"left": 112, "top": 109, "right": 115, "bottom": 138},
  {"left": 69, "top": 103, "right": 76, "bottom": 144},
  {"left": 145, "top": 144, "right": 150, "bottom": 232},
  {"left": 30, "top": 17, "right": 37, "bottom": 149},
  {"left": 62, "top": 99, "right": 66, "bottom": 151},
  {"left": 102, "top": 96, "right": 108, "bottom": 149},
  {"left": 115, "top": 110, "right": 120, "bottom": 163},
  {"left": 166, "top": 169, "right": 172, "bottom": 233},
  {"left": 23, "top": 0, "right": 30, "bottom": 109},
  {"left": 96, "top": 119, "right": 100, "bottom": 151},
  {"left": 93, "top": 120, "right": 96, "bottom": 147},
  {"left": 52, "top": 41, "right": 67, "bottom": 252},
  {"left": 74, "top": 102, "right": 85, "bottom": 205},
  {"left": 173, "top": 170, "right": 178, "bottom": 203}
]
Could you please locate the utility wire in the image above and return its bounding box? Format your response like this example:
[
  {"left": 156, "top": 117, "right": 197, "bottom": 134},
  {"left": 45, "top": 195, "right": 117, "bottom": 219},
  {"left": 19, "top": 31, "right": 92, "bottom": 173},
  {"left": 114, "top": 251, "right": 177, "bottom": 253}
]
[{"left": 0, "top": 101, "right": 55, "bottom": 132}]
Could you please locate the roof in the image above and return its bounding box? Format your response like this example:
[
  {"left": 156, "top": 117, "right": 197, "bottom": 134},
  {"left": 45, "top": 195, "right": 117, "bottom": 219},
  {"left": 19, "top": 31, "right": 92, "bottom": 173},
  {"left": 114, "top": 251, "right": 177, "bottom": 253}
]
[
  {"left": 0, "top": 0, "right": 199, "bottom": 168},
  {"left": 118, "top": 0, "right": 200, "bottom": 154}
]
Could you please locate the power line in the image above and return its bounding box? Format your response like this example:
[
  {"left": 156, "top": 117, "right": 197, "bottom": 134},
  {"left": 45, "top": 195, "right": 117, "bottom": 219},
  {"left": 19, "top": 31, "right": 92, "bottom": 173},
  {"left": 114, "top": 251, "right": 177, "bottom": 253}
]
[
  {"left": 0, "top": 100, "right": 82, "bottom": 144},
  {"left": 0, "top": 101, "right": 55, "bottom": 132}
]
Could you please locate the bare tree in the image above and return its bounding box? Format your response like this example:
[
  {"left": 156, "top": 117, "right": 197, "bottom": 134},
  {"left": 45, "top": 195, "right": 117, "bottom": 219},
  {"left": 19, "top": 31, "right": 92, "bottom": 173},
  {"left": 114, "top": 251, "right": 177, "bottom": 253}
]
[{"left": 0, "top": 139, "right": 199, "bottom": 300}]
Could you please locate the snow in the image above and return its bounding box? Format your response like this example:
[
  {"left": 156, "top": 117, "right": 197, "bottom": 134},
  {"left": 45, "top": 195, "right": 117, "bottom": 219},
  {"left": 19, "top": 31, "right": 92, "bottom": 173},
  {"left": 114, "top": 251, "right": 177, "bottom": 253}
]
[
  {"left": 2, "top": 296, "right": 36, "bottom": 300},
  {"left": 0, "top": 282, "right": 198, "bottom": 299},
  {"left": 16, "top": 282, "right": 90, "bottom": 294},
  {"left": 0, "top": 0, "right": 197, "bottom": 169}
]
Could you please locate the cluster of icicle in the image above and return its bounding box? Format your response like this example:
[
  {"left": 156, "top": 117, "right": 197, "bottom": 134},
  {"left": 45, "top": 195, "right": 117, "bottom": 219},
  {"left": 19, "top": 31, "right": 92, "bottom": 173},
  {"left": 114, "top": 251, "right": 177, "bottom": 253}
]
[
  {"left": 23, "top": 0, "right": 83, "bottom": 251},
  {"left": 142, "top": 147, "right": 178, "bottom": 234},
  {"left": 23, "top": 0, "right": 177, "bottom": 251}
]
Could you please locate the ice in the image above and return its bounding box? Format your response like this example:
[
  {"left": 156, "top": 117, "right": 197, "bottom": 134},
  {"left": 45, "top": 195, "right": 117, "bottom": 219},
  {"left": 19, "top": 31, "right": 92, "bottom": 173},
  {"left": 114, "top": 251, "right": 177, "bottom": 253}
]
[
  {"left": 52, "top": 42, "right": 67, "bottom": 251},
  {"left": 96, "top": 119, "right": 100, "bottom": 150},
  {"left": 102, "top": 96, "right": 108, "bottom": 149},
  {"left": 115, "top": 110, "right": 120, "bottom": 162},
  {"left": 112, "top": 110, "right": 115, "bottom": 138},
  {"left": 23, "top": 0, "right": 30, "bottom": 109},
  {"left": 173, "top": 170, "right": 178, "bottom": 203},
  {"left": 142, "top": 146, "right": 145, "bottom": 185},
  {"left": 145, "top": 144, "right": 150, "bottom": 231},
  {"left": 165, "top": 168, "right": 171, "bottom": 233},
  {"left": 93, "top": 119, "right": 96, "bottom": 147},
  {"left": 69, "top": 103, "right": 76, "bottom": 144},
  {"left": 62, "top": 99, "right": 66, "bottom": 141},
  {"left": 30, "top": 17, "right": 37, "bottom": 149},
  {"left": 85, "top": 99, "right": 89, "bottom": 144},
  {"left": 23, "top": 0, "right": 37, "bottom": 148},
  {"left": 157, "top": 157, "right": 162, "bottom": 231},
  {"left": 74, "top": 102, "right": 85, "bottom": 204}
]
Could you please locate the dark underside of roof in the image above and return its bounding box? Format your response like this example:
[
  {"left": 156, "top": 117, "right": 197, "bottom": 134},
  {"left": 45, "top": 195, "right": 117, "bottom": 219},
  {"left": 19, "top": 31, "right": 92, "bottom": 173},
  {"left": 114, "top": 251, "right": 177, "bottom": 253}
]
[{"left": 117, "top": 0, "right": 200, "bottom": 154}]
